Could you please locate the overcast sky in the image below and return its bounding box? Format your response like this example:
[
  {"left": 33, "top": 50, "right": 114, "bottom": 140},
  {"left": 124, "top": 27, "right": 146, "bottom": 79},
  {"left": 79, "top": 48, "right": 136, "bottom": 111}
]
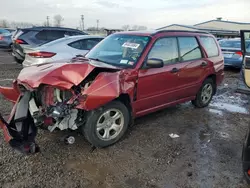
[{"left": 1, "top": 0, "right": 250, "bottom": 29}]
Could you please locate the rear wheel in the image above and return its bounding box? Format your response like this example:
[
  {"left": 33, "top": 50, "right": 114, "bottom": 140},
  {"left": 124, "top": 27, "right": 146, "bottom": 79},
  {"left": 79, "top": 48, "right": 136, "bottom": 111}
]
[
  {"left": 14, "top": 56, "right": 23, "bottom": 64},
  {"left": 83, "top": 101, "right": 129, "bottom": 147},
  {"left": 192, "top": 78, "right": 215, "bottom": 108}
]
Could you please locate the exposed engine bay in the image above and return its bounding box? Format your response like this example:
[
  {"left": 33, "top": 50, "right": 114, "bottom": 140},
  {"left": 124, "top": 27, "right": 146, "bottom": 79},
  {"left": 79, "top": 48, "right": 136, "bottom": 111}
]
[
  {"left": 21, "top": 69, "right": 100, "bottom": 133},
  {"left": 0, "top": 63, "right": 124, "bottom": 154}
]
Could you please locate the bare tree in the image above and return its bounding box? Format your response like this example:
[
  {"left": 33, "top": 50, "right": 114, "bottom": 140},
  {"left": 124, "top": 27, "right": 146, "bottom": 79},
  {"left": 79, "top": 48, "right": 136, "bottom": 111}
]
[
  {"left": 0, "top": 20, "right": 8, "bottom": 27},
  {"left": 137, "top": 26, "right": 147, "bottom": 30},
  {"left": 54, "top": 14, "right": 64, "bottom": 27},
  {"left": 131, "top": 25, "right": 139, "bottom": 31},
  {"left": 122, "top": 25, "right": 130, "bottom": 31},
  {"left": 42, "top": 21, "right": 48, "bottom": 27}
]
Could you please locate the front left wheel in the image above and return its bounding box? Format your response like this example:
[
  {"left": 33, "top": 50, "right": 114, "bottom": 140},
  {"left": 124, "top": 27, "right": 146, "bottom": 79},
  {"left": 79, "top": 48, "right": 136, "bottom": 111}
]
[{"left": 83, "top": 101, "right": 130, "bottom": 148}]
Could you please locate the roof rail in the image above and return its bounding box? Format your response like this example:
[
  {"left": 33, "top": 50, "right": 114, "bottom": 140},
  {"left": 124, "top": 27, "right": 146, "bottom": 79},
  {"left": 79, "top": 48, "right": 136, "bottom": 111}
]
[{"left": 152, "top": 30, "right": 210, "bottom": 36}]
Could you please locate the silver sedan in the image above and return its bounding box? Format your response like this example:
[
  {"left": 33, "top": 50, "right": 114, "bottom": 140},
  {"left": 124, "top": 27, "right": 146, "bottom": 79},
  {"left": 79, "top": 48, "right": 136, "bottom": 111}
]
[{"left": 22, "top": 35, "right": 104, "bottom": 67}]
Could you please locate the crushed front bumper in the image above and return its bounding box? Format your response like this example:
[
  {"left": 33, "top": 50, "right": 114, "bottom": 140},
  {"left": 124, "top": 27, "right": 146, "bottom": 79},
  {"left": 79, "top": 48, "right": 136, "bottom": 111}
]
[{"left": 0, "top": 92, "right": 39, "bottom": 154}]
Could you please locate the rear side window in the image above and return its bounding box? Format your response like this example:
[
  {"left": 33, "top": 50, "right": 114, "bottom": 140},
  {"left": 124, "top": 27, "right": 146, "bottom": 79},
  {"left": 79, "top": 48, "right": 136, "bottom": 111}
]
[
  {"left": 68, "top": 38, "right": 102, "bottom": 50},
  {"left": 148, "top": 37, "right": 179, "bottom": 65},
  {"left": 178, "top": 37, "right": 202, "bottom": 61},
  {"left": 35, "top": 30, "right": 47, "bottom": 40},
  {"left": 200, "top": 36, "right": 219, "bottom": 57},
  {"left": 46, "top": 30, "right": 65, "bottom": 40},
  {"left": 36, "top": 30, "right": 66, "bottom": 41}
]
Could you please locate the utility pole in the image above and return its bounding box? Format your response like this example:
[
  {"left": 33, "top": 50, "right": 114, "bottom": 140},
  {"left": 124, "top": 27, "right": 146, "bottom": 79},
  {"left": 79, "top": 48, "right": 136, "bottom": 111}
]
[
  {"left": 46, "top": 16, "right": 49, "bottom": 26},
  {"left": 96, "top": 19, "right": 99, "bottom": 31},
  {"left": 81, "top": 15, "right": 84, "bottom": 31}
]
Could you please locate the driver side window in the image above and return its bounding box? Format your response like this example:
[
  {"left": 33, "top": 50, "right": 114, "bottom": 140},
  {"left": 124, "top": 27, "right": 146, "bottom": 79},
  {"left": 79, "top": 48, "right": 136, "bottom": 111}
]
[{"left": 148, "top": 37, "right": 179, "bottom": 65}]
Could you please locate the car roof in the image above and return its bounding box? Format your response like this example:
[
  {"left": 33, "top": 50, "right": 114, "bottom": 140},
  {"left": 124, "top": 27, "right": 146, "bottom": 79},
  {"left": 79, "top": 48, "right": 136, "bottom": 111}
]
[
  {"left": 21, "top": 26, "right": 86, "bottom": 33},
  {"left": 115, "top": 30, "right": 210, "bottom": 36},
  {"left": 40, "top": 35, "right": 104, "bottom": 47}
]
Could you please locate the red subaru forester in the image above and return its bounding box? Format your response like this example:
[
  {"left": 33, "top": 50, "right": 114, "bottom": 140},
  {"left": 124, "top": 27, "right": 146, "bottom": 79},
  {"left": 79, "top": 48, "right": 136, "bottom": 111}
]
[{"left": 0, "top": 30, "right": 224, "bottom": 153}]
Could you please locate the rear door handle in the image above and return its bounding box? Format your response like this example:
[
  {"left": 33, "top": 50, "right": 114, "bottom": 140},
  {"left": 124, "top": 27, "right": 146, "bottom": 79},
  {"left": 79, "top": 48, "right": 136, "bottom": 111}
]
[
  {"left": 170, "top": 67, "right": 179, "bottom": 73},
  {"left": 201, "top": 62, "right": 208, "bottom": 67}
]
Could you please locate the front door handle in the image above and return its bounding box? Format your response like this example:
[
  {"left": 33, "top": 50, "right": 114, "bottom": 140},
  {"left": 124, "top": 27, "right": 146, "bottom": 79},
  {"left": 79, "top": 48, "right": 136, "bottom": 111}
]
[
  {"left": 201, "top": 62, "right": 208, "bottom": 67},
  {"left": 170, "top": 67, "right": 179, "bottom": 73}
]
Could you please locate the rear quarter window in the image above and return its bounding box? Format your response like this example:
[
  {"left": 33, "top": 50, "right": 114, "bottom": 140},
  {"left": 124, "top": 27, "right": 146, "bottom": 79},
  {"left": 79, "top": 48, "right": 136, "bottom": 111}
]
[{"left": 200, "top": 36, "right": 219, "bottom": 57}]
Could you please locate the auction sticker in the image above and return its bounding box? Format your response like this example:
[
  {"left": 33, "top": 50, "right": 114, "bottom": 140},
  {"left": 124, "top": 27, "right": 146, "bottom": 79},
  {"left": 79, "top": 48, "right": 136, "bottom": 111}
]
[
  {"left": 120, "top": 59, "right": 128, "bottom": 64},
  {"left": 122, "top": 42, "right": 140, "bottom": 49}
]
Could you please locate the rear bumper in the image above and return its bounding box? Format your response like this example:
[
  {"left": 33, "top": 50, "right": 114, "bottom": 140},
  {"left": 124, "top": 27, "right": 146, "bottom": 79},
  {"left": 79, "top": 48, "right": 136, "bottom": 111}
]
[
  {"left": 22, "top": 57, "right": 54, "bottom": 67},
  {"left": 224, "top": 58, "right": 242, "bottom": 68},
  {"left": 0, "top": 40, "right": 11, "bottom": 48}
]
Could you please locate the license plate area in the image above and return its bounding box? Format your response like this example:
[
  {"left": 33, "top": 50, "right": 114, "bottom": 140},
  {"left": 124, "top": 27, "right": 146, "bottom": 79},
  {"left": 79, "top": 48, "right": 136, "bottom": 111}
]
[{"left": 223, "top": 53, "right": 233, "bottom": 58}]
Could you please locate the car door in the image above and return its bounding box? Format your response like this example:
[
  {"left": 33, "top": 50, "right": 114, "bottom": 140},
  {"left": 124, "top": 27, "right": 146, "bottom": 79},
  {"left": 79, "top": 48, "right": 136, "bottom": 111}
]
[
  {"left": 174, "top": 36, "right": 208, "bottom": 99},
  {"left": 135, "top": 37, "right": 181, "bottom": 113},
  {"left": 241, "top": 30, "right": 250, "bottom": 183},
  {"left": 241, "top": 30, "right": 250, "bottom": 87}
]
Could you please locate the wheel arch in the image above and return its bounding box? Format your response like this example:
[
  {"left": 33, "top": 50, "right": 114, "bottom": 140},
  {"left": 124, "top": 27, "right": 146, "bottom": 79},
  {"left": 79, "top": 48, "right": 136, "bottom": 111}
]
[
  {"left": 116, "top": 93, "right": 134, "bottom": 126},
  {"left": 205, "top": 74, "right": 217, "bottom": 95}
]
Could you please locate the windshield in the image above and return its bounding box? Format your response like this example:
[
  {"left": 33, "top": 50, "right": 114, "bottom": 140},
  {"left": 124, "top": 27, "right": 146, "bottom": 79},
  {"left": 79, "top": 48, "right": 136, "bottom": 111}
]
[
  {"left": 219, "top": 40, "right": 241, "bottom": 48},
  {"left": 86, "top": 34, "right": 150, "bottom": 67}
]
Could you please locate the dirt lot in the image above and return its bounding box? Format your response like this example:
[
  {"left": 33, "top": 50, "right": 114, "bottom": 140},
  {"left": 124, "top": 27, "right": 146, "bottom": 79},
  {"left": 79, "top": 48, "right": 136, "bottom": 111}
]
[{"left": 0, "top": 50, "right": 250, "bottom": 188}]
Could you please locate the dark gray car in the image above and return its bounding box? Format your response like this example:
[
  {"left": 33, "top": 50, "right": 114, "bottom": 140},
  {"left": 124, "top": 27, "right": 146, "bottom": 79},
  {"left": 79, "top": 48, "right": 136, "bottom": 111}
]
[{"left": 12, "top": 27, "right": 87, "bottom": 64}]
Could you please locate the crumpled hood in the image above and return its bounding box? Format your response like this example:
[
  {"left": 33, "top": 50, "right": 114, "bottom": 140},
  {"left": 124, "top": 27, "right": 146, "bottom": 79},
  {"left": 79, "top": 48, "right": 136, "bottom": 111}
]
[{"left": 17, "top": 60, "right": 120, "bottom": 89}]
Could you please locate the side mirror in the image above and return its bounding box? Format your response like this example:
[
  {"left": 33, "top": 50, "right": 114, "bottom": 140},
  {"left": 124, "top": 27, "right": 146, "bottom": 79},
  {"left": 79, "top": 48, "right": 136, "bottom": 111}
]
[{"left": 146, "top": 58, "right": 164, "bottom": 68}]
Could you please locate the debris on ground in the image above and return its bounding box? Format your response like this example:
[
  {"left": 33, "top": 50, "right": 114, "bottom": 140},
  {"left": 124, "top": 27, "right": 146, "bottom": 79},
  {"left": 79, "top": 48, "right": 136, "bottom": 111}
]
[{"left": 169, "top": 133, "right": 180, "bottom": 138}]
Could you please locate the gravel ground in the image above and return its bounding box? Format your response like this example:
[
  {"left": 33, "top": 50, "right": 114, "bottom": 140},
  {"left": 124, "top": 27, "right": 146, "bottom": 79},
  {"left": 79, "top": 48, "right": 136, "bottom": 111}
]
[{"left": 0, "top": 50, "right": 250, "bottom": 188}]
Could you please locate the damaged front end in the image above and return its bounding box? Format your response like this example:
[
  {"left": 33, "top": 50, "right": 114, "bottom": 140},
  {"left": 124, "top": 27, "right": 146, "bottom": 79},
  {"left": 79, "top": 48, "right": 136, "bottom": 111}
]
[
  {"left": 0, "top": 87, "right": 39, "bottom": 154},
  {"left": 0, "top": 62, "right": 127, "bottom": 154}
]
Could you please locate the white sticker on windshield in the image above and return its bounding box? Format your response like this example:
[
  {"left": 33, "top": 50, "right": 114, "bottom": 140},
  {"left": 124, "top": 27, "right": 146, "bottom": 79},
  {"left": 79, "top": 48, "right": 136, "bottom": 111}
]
[
  {"left": 122, "top": 42, "right": 140, "bottom": 49},
  {"left": 120, "top": 59, "right": 128, "bottom": 64}
]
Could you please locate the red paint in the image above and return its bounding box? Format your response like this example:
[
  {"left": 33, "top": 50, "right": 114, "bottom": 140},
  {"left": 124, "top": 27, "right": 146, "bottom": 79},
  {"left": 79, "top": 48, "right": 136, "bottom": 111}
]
[
  {"left": 15, "top": 39, "right": 27, "bottom": 44},
  {"left": 0, "top": 100, "right": 19, "bottom": 142},
  {"left": 0, "top": 84, "right": 19, "bottom": 103},
  {"left": 0, "top": 30, "right": 224, "bottom": 128},
  {"left": 17, "top": 63, "right": 97, "bottom": 89}
]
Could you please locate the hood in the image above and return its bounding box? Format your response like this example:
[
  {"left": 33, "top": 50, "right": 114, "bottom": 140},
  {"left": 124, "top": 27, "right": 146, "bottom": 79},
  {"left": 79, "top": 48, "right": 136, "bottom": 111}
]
[{"left": 17, "top": 60, "right": 120, "bottom": 89}]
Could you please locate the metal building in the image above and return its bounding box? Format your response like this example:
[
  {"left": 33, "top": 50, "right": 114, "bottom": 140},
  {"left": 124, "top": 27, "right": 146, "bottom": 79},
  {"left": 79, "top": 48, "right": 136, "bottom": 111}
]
[{"left": 157, "top": 19, "right": 250, "bottom": 38}]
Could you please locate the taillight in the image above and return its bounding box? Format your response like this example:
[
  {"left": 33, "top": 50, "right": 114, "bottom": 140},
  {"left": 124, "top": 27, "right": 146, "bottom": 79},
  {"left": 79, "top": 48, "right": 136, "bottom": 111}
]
[
  {"left": 235, "top": 51, "right": 243, "bottom": 56},
  {"left": 28, "top": 52, "right": 56, "bottom": 58},
  {"left": 0, "top": 36, "right": 3, "bottom": 40},
  {"left": 15, "top": 39, "right": 27, "bottom": 44}
]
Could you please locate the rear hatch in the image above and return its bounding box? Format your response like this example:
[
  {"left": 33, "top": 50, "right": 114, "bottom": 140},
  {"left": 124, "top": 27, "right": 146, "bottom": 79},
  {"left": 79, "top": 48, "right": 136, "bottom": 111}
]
[
  {"left": 12, "top": 28, "right": 46, "bottom": 60},
  {"left": 12, "top": 28, "right": 29, "bottom": 59}
]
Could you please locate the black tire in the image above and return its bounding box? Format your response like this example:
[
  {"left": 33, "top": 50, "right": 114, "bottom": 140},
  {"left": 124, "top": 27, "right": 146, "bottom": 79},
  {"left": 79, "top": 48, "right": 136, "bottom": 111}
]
[
  {"left": 83, "top": 101, "right": 129, "bottom": 148},
  {"left": 14, "top": 56, "right": 23, "bottom": 64},
  {"left": 8, "top": 44, "right": 13, "bottom": 52},
  {"left": 192, "top": 78, "right": 215, "bottom": 108}
]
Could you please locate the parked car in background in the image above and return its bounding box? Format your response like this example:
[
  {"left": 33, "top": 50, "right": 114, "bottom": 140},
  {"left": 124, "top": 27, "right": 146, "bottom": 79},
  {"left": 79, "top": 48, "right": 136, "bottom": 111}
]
[
  {"left": 219, "top": 38, "right": 250, "bottom": 68},
  {"left": 23, "top": 35, "right": 104, "bottom": 67},
  {"left": 0, "top": 30, "right": 224, "bottom": 152},
  {"left": 12, "top": 27, "right": 88, "bottom": 64},
  {"left": 0, "top": 28, "right": 15, "bottom": 49}
]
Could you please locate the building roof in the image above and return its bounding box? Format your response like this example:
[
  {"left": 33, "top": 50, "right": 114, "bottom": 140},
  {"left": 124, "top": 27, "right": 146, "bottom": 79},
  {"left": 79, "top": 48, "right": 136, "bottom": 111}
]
[
  {"left": 194, "top": 20, "right": 250, "bottom": 26},
  {"left": 156, "top": 24, "right": 198, "bottom": 31},
  {"left": 116, "top": 29, "right": 209, "bottom": 36},
  {"left": 156, "top": 24, "right": 240, "bottom": 35}
]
